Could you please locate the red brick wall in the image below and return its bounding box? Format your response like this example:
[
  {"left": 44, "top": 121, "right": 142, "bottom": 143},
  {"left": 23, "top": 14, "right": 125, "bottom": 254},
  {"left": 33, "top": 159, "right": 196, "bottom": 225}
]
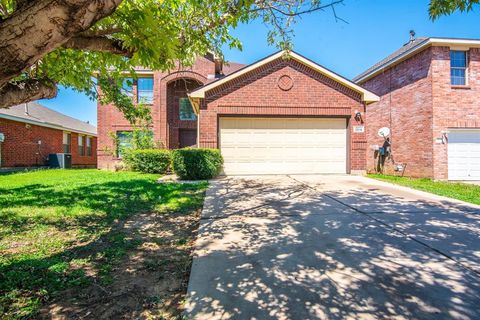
[
  {"left": 361, "top": 47, "right": 435, "bottom": 178},
  {"left": 166, "top": 79, "right": 202, "bottom": 148},
  {"left": 361, "top": 45, "right": 480, "bottom": 180},
  {"left": 0, "top": 118, "right": 97, "bottom": 168},
  {"left": 97, "top": 56, "right": 214, "bottom": 169},
  {"left": 199, "top": 58, "right": 367, "bottom": 172},
  {"left": 431, "top": 46, "right": 480, "bottom": 180},
  {"left": 70, "top": 132, "right": 98, "bottom": 167}
]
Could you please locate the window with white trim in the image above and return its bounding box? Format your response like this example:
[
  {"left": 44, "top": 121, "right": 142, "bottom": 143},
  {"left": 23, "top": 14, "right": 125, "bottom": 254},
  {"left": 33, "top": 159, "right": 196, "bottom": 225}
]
[
  {"left": 86, "top": 136, "right": 92, "bottom": 156},
  {"left": 78, "top": 135, "right": 85, "bottom": 156},
  {"left": 116, "top": 131, "right": 132, "bottom": 158},
  {"left": 138, "top": 77, "right": 154, "bottom": 104},
  {"left": 179, "top": 97, "right": 196, "bottom": 120},
  {"left": 450, "top": 50, "right": 467, "bottom": 85},
  {"left": 63, "top": 132, "right": 71, "bottom": 153},
  {"left": 121, "top": 78, "right": 134, "bottom": 97}
]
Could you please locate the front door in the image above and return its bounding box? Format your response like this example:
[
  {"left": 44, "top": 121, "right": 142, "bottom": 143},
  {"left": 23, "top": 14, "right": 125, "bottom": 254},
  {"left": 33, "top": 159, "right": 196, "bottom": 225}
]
[{"left": 179, "top": 129, "right": 197, "bottom": 148}]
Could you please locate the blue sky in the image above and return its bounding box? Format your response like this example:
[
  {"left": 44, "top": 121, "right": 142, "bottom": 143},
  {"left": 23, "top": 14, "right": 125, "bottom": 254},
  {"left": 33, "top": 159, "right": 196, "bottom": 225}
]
[{"left": 40, "top": 0, "right": 480, "bottom": 125}]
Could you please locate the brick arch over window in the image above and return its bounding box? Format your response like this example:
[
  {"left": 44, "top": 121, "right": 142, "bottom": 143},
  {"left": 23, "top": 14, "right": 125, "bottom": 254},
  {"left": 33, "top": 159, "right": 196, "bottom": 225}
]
[
  {"left": 161, "top": 71, "right": 207, "bottom": 85},
  {"left": 158, "top": 73, "right": 205, "bottom": 149}
]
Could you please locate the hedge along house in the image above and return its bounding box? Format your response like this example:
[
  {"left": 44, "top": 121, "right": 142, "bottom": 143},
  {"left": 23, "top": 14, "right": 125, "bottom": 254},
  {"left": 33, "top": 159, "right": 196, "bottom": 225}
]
[{"left": 188, "top": 51, "right": 379, "bottom": 175}]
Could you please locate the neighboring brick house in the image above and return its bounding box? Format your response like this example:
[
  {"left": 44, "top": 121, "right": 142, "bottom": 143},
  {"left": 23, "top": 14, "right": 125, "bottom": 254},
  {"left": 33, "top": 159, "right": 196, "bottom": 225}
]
[
  {"left": 355, "top": 37, "right": 480, "bottom": 181},
  {"left": 98, "top": 50, "right": 379, "bottom": 174},
  {"left": 0, "top": 102, "right": 97, "bottom": 168}
]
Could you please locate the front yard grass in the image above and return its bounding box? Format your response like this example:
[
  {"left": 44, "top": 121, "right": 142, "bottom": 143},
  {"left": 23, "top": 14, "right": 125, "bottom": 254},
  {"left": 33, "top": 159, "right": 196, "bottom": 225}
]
[
  {"left": 368, "top": 174, "right": 480, "bottom": 205},
  {"left": 0, "top": 169, "right": 207, "bottom": 319}
]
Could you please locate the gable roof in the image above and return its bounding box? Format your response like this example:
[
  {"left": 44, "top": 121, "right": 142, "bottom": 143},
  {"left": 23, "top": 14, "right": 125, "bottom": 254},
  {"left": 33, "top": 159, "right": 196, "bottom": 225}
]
[
  {"left": 188, "top": 50, "right": 379, "bottom": 104},
  {"left": 0, "top": 102, "right": 97, "bottom": 136},
  {"left": 354, "top": 37, "right": 480, "bottom": 83},
  {"left": 222, "top": 61, "right": 246, "bottom": 76}
]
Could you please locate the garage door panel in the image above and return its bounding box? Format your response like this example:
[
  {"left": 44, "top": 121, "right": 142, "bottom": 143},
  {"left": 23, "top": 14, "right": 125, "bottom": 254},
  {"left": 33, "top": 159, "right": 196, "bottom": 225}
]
[
  {"left": 449, "top": 131, "right": 480, "bottom": 143},
  {"left": 448, "top": 130, "right": 480, "bottom": 181},
  {"left": 219, "top": 117, "right": 347, "bottom": 175}
]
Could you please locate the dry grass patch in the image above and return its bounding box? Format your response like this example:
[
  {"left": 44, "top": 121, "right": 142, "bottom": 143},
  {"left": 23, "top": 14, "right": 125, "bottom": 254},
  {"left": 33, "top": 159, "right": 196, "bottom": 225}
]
[{"left": 0, "top": 169, "right": 207, "bottom": 319}]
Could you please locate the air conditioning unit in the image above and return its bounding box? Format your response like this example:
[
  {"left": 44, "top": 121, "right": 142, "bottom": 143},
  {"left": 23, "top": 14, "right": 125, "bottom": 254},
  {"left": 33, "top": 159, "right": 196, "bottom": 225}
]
[{"left": 49, "top": 153, "right": 72, "bottom": 169}]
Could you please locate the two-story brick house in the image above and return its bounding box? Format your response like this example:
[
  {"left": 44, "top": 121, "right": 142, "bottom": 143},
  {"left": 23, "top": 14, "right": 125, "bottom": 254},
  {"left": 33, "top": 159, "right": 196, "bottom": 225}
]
[
  {"left": 97, "top": 54, "right": 245, "bottom": 169},
  {"left": 355, "top": 37, "right": 480, "bottom": 181},
  {"left": 98, "top": 51, "right": 379, "bottom": 174}
]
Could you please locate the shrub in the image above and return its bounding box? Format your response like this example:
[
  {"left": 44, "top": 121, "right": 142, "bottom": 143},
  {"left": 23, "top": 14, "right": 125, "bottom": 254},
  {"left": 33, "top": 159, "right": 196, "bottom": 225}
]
[
  {"left": 123, "top": 149, "right": 171, "bottom": 174},
  {"left": 172, "top": 148, "right": 223, "bottom": 180}
]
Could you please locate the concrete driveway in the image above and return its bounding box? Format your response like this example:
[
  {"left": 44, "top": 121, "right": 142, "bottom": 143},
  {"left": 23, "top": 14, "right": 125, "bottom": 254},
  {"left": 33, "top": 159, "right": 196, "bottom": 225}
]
[{"left": 185, "top": 175, "right": 480, "bottom": 320}]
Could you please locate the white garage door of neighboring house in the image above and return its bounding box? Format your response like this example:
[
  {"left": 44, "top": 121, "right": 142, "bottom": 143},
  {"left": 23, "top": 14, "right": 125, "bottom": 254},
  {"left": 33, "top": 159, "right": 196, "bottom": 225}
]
[
  {"left": 219, "top": 117, "right": 347, "bottom": 175},
  {"left": 448, "top": 130, "right": 480, "bottom": 180}
]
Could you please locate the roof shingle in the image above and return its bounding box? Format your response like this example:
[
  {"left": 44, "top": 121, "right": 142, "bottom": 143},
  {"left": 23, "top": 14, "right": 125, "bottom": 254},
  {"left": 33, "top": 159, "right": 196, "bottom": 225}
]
[
  {"left": 354, "top": 37, "right": 429, "bottom": 82},
  {"left": 0, "top": 102, "right": 97, "bottom": 135}
]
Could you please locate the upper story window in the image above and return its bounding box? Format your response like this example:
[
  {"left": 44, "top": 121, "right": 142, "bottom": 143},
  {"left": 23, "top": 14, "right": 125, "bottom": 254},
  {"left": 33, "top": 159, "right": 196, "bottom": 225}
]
[
  {"left": 86, "top": 136, "right": 92, "bottom": 156},
  {"left": 121, "top": 78, "right": 134, "bottom": 97},
  {"left": 138, "top": 77, "right": 154, "bottom": 104},
  {"left": 63, "top": 132, "right": 71, "bottom": 153},
  {"left": 179, "top": 97, "right": 196, "bottom": 120},
  {"left": 78, "top": 135, "right": 85, "bottom": 156},
  {"left": 450, "top": 50, "right": 467, "bottom": 86}
]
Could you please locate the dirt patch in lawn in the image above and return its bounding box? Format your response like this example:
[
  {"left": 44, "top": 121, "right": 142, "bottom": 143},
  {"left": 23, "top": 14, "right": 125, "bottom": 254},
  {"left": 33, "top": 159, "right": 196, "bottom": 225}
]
[{"left": 40, "top": 209, "right": 201, "bottom": 319}]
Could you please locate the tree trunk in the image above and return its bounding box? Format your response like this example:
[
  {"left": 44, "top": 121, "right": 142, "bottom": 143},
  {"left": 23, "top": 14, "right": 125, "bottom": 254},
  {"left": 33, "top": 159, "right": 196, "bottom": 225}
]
[
  {"left": 0, "top": 79, "right": 57, "bottom": 108},
  {"left": 0, "top": 0, "right": 123, "bottom": 89},
  {"left": 63, "top": 35, "right": 132, "bottom": 56}
]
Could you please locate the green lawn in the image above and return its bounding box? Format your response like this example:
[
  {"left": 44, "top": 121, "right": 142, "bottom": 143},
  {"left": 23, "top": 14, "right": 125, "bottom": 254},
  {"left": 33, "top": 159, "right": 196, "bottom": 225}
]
[
  {"left": 368, "top": 174, "right": 480, "bottom": 205},
  {"left": 0, "top": 169, "right": 207, "bottom": 319}
]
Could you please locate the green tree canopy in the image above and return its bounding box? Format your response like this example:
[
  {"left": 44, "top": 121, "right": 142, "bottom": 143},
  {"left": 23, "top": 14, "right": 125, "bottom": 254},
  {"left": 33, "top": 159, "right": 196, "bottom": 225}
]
[
  {"left": 429, "top": 0, "right": 479, "bottom": 19},
  {"left": 0, "top": 0, "right": 344, "bottom": 123}
]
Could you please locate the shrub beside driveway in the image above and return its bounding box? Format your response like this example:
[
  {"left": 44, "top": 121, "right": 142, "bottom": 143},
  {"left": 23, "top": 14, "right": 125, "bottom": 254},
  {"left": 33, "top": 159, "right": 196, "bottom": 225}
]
[
  {"left": 368, "top": 174, "right": 480, "bottom": 205},
  {"left": 122, "top": 147, "right": 224, "bottom": 180},
  {"left": 0, "top": 169, "right": 207, "bottom": 319},
  {"left": 172, "top": 148, "right": 224, "bottom": 180}
]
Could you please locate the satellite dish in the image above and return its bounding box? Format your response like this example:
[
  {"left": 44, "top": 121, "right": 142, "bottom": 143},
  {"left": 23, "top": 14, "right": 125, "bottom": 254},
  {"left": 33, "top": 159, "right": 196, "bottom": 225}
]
[{"left": 378, "top": 127, "right": 390, "bottom": 138}]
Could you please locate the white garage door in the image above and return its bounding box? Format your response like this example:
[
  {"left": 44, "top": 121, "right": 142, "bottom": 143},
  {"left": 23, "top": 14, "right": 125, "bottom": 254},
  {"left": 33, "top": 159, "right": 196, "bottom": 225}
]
[
  {"left": 219, "top": 117, "right": 347, "bottom": 175},
  {"left": 448, "top": 130, "right": 480, "bottom": 180}
]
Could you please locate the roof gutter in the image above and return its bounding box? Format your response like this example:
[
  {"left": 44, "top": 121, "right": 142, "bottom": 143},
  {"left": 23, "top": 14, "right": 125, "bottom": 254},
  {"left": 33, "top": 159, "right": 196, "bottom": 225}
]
[
  {"left": 92, "top": 70, "right": 154, "bottom": 77},
  {"left": 355, "top": 38, "right": 480, "bottom": 83},
  {"left": 355, "top": 39, "right": 431, "bottom": 83},
  {"left": 189, "top": 50, "right": 379, "bottom": 105}
]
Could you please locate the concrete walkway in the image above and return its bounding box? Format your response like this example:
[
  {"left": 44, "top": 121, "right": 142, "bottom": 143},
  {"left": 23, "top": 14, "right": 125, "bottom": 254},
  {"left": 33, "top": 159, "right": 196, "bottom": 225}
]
[{"left": 185, "top": 175, "right": 480, "bottom": 320}]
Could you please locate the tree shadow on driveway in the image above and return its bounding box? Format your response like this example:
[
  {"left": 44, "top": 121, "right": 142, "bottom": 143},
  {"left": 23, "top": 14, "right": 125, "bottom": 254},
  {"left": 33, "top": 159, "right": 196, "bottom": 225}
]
[{"left": 186, "top": 176, "right": 480, "bottom": 320}]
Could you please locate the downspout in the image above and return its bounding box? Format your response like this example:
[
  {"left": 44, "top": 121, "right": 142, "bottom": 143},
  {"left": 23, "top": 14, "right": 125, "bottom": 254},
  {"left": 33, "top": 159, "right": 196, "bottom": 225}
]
[
  {"left": 188, "top": 97, "right": 201, "bottom": 148},
  {"left": 196, "top": 110, "right": 200, "bottom": 148},
  {"left": 389, "top": 67, "right": 393, "bottom": 155}
]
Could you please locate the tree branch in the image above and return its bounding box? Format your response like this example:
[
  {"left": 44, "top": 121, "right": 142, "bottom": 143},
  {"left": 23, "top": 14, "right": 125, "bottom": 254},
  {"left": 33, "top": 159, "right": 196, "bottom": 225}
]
[
  {"left": 193, "top": 0, "right": 346, "bottom": 42},
  {"left": 0, "top": 0, "right": 123, "bottom": 88},
  {"left": 63, "top": 36, "right": 133, "bottom": 57},
  {"left": 259, "top": 0, "right": 345, "bottom": 17},
  {"left": 429, "top": 0, "right": 479, "bottom": 20},
  {"left": 79, "top": 26, "right": 123, "bottom": 37},
  {"left": 0, "top": 79, "right": 57, "bottom": 108}
]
